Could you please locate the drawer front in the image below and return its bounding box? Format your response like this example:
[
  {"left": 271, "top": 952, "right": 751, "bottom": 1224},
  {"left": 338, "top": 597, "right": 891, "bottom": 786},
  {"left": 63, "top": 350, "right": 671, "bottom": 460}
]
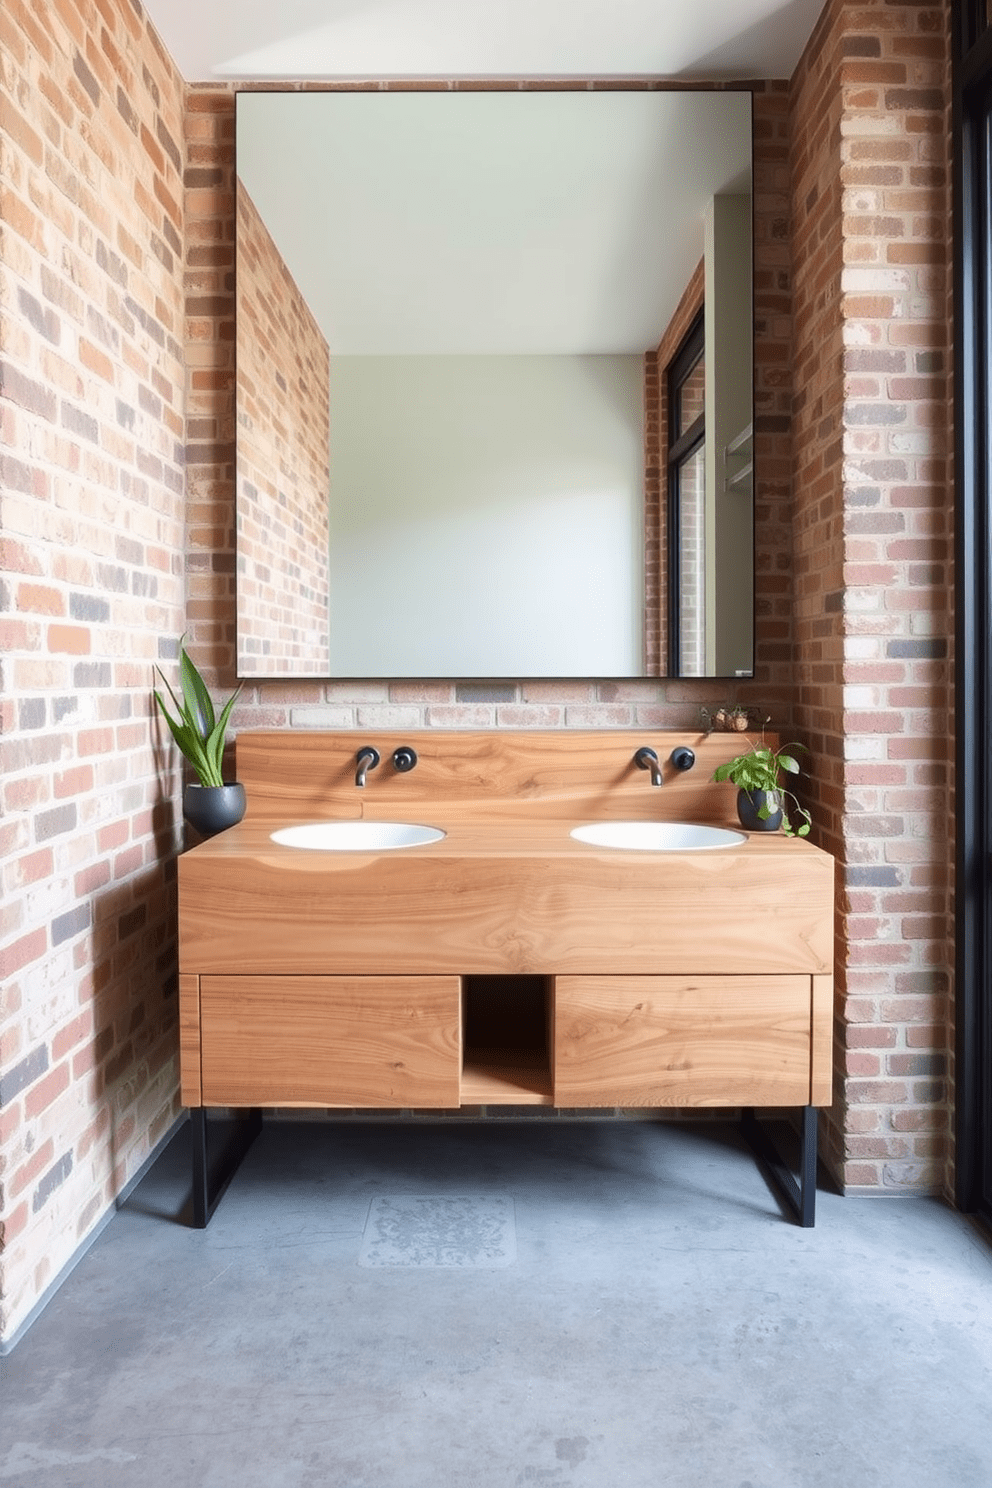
[
  {"left": 554, "top": 975, "right": 812, "bottom": 1107},
  {"left": 199, "top": 975, "right": 461, "bottom": 1107}
]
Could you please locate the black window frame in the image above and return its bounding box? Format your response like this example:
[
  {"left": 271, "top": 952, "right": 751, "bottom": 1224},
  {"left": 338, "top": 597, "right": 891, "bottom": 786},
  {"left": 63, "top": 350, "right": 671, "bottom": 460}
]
[{"left": 954, "top": 0, "right": 992, "bottom": 1225}]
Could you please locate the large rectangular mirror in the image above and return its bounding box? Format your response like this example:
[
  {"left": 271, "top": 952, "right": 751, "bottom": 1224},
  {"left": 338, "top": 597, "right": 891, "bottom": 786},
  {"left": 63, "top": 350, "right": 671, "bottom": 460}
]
[{"left": 235, "top": 89, "right": 753, "bottom": 679}]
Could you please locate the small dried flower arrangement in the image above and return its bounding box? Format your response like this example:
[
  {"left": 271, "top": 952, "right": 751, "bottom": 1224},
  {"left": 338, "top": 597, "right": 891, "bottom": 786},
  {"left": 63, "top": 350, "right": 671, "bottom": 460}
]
[{"left": 700, "top": 704, "right": 758, "bottom": 734}]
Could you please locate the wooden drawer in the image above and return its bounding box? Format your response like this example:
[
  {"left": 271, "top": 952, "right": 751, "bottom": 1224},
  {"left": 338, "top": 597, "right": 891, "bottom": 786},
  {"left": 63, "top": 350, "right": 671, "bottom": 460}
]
[
  {"left": 553, "top": 975, "right": 812, "bottom": 1107},
  {"left": 199, "top": 975, "right": 461, "bottom": 1107}
]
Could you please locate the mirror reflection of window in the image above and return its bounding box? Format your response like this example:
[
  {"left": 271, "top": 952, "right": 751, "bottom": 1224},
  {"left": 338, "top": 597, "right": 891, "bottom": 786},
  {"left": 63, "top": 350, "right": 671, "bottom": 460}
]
[
  {"left": 678, "top": 443, "right": 707, "bottom": 676},
  {"left": 667, "top": 314, "right": 707, "bottom": 676},
  {"left": 677, "top": 355, "right": 706, "bottom": 441}
]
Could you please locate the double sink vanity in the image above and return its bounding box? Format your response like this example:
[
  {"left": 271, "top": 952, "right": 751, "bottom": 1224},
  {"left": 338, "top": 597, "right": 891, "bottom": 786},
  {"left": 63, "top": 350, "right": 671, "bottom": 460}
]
[{"left": 178, "top": 731, "right": 835, "bottom": 1226}]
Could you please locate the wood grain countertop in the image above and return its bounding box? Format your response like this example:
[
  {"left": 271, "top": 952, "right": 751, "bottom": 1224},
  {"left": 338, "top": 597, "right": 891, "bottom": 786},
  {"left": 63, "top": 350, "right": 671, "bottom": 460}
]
[
  {"left": 182, "top": 812, "right": 834, "bottom": 864},
  {"left": 179, "top": 811, "right": 835, "bottom": 978}
]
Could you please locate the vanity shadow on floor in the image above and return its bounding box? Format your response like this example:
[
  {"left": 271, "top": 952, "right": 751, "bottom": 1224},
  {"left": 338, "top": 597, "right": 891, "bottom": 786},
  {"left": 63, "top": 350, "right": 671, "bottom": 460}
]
[{"left": 2, "top": 1118, "right": 991, "bottom": 1488}]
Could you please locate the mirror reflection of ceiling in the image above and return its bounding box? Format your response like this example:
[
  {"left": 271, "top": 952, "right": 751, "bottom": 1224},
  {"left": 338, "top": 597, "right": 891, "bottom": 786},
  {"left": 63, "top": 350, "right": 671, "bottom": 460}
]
[
  {"left": 236, "top": 92, "right": 752, "bottom": 356},
  {"left": 142, "top": 0, "right": 826, "bottom": 82}
]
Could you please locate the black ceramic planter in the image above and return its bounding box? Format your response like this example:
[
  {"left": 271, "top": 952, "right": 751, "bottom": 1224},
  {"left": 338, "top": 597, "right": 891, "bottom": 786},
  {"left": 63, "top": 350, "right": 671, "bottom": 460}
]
[
  {"left": 736, "top": 787, "right": 783, "bottom": 832},
  {"left": 183, "top": 782, "right": 246, "bottom": 838}
]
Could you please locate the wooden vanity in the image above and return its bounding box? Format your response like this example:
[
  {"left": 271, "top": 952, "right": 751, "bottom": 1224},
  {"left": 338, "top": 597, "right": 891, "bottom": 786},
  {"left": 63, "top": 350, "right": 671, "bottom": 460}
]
[{"left": 178, "top": 731, "right": 835, "bottom": 1224}]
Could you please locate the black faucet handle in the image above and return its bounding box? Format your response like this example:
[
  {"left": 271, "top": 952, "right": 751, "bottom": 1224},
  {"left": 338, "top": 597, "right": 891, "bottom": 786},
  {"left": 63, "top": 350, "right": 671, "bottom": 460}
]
[
  {"left": 670, "top": 746, "right": 695, "bottom": 772},
  {"left": 392, "top": 746, "right": 418, "bottom": 773}
]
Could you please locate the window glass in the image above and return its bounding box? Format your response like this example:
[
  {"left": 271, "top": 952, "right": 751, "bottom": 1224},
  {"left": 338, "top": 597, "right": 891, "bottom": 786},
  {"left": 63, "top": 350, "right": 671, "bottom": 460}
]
[
  {"left": 677, "top": 355, "right": 705, "bottom": 439},
  {"left": 677, "top": 443, "right": 706, "bottom": 676}
]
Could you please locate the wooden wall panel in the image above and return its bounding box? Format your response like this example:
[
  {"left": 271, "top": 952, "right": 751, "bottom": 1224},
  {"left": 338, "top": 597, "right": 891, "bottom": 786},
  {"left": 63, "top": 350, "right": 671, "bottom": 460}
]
[{"left": 235, "top": 729, "right": 782, "bottom": 824}]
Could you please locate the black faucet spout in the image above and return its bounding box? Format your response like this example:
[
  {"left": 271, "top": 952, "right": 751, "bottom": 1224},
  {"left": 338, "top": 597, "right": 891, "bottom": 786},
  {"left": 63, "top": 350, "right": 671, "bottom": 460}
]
[
  {"left": 355, "top": 746, "right": 380, "bottom": 787},
  {"left": 633, "top": 746, "right": 663, "bottom": 786}
]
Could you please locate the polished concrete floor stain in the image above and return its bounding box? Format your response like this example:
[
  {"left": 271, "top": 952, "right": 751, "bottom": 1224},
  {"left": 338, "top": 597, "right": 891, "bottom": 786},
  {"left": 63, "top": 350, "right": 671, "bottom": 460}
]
[
  {"left": 359, "top": 1195, "right": 516, "bottom": 1268},
  {"left": 1, "top": 1119, "right": 991, "bottom": 1488}
]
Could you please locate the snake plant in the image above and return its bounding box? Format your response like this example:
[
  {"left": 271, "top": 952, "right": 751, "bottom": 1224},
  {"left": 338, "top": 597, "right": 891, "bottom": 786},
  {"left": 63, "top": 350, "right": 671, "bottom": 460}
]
[{"left": 154, "top": 637, "right": 241, "bottom": 788}]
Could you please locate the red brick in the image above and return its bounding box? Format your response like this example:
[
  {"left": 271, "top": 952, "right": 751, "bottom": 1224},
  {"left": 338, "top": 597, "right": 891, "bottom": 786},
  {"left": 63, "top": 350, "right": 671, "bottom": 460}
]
[
  {"left": 8, "top": 848, "right": 54, "bottom": 887},
  {"left": 10, "top": 1138, "right": 55, "bottom": 1198},
  {"left": 845, "top": 1024, "right": 898, "bottom": 1049},
  {"left": 53, "top": 1011, "right": 93, "bottom": 1061},
  {"left": 0, "top": 927, "right": 47, "bottom": 978},
  {"left": 75, "top": 860, "right": 112, "bottom": 895},
  {"left": 16, "top": 583, "right": 65, "bottom": 615},
  {"left": 845, "top": 1051, "right": 882, "bottom": 1076},
  {"left": 97, "top": 820, "right": 129, "bottom": 852},
  {"left": 47, "top": 625, "right": 90, "bottom": 655},
  {"left": 54, "top": 765, "right": 95, "bottom": 798},
  {"left": 0, "top": 1201, "right": 30, "bottom": 1246},
  {"left": 24, "top": 1061, "right": 71, "bottom": 1118}
]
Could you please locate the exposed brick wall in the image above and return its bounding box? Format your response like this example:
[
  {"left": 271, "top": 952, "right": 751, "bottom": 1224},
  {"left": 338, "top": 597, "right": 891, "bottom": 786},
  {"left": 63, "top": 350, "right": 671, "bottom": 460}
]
[
  {"left": 184, "top": 81, "right": 795, "bottom": 734},
  {"left": 183, "top": 88, "right": 236, "bottom": 676},
  {"left": 0, "top": 0, "right": 187, "bottom": 1342},
  {"left": 236, "top": 186, "right": 330, "bottom": 675},
  {"left": 0, "top": 2, "right": 957, "bottom": 1352},
  {"left": 788, "top": 0, "right": 953, "bottom": 1191},
  {"left": 747, "top": 84, "right": 796, "bottom": 702}
]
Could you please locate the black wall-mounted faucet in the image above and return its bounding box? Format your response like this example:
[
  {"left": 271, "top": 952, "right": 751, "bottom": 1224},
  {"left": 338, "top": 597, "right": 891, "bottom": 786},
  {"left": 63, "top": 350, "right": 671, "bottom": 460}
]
[
  {"left": 634, "top": 745, "right": 696, "bottom": 786},
  {"left": 634, "top": 746, "right": 663, "bottom": 786},
  {"left": 354, "top": 746, "right": 380, "bottom": 787}
]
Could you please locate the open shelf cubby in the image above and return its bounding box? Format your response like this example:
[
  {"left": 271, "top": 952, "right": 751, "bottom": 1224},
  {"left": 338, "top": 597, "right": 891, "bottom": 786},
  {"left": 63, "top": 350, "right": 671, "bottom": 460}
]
[{"left": 460, "top": 975, "right": 553, "bottom": 1105}]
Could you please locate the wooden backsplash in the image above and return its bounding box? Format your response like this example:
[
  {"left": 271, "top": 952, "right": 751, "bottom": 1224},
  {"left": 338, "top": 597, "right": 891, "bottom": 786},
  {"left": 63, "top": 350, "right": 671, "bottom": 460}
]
[{"left": 235, "top": 730, "right": 778, "bottom": 823}]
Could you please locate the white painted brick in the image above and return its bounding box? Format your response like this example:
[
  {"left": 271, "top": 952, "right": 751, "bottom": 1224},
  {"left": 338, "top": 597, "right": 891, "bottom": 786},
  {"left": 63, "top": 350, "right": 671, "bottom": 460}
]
[
  {"left": 845, "top": 637, "right": 883, "bottom": 660},
  {"left": 289, "top": 707, "right": 361, "bottom": 728},
  {"left": 841, "top": 269, "right": 912, "bottom": 294},
  {"left": 843, "top": 685, "right": 879, "bottom": 708},
  {"left": 840, "top": 114, "right": 905, "bottom": 138},
  {"left": 354, "top": 705, "right": 425, "bottom": 729},
  {"left": 889, "top": 432, "right": 939, "bottom": 455},
  {"left": 844, "top": 736, "right": 887, "bottom": 762},
  {"left": 843, "top": 588, "right": 885, "bottom": 613}
]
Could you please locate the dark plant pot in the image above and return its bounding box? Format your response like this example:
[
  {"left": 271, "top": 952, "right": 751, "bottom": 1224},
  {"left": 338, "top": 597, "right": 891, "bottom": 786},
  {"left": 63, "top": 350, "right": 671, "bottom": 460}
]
[
  {"left": 183, "top": 782, "right": 246, "bottom": 838},
  {"left": 736, "top": 787, "right": 783, "bottom": 832}
]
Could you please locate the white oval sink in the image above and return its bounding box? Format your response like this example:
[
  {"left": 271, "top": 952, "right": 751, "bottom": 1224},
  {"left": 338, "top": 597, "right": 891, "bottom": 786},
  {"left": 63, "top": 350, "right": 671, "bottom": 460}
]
[
  {"left": 270, "top": 821, "right": 445, "bottom": 851},
  {"left": 570, "top": 821, "right": 746, "bottom": 852}
]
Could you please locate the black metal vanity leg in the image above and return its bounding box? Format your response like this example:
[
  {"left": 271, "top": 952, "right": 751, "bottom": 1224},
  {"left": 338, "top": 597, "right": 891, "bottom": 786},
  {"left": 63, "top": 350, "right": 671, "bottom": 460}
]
[
  {"left": 190, "top": 1107, "right": 263, "bottom": 1228},
  {"left": 741, "top": 1106, "right": 818, "bottom": 1228},
  {"left": 798, "top": 1103, "right": 818, "bottom": 1228},
  {"left": 191, "top": 1106, "right": 209, "bottom": 1227}
]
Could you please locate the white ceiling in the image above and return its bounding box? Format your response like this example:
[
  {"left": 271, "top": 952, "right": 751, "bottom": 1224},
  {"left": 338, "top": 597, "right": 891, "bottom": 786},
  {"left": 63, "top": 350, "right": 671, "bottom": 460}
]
[
  {"left": 237, "top": 91, "right": 752, "bottom": 355},
  {"left": 143, "top": 0, "right": 825, "bottom": 82}
]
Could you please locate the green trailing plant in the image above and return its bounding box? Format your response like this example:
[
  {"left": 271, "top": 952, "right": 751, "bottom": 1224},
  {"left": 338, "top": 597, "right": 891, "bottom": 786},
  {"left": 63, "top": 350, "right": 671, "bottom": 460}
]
[
  {"left": 153, "top": 637, "right": 242, "bottom": 788},
  {"left": 712, "top": 735, "right": 812, "bottom": 838}
]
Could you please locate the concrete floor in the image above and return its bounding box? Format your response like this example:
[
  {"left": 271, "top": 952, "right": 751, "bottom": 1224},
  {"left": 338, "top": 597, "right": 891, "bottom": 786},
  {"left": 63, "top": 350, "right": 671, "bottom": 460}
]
[{"left": 1, "top": 1117, "right": 991, "bottom": 1488}]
